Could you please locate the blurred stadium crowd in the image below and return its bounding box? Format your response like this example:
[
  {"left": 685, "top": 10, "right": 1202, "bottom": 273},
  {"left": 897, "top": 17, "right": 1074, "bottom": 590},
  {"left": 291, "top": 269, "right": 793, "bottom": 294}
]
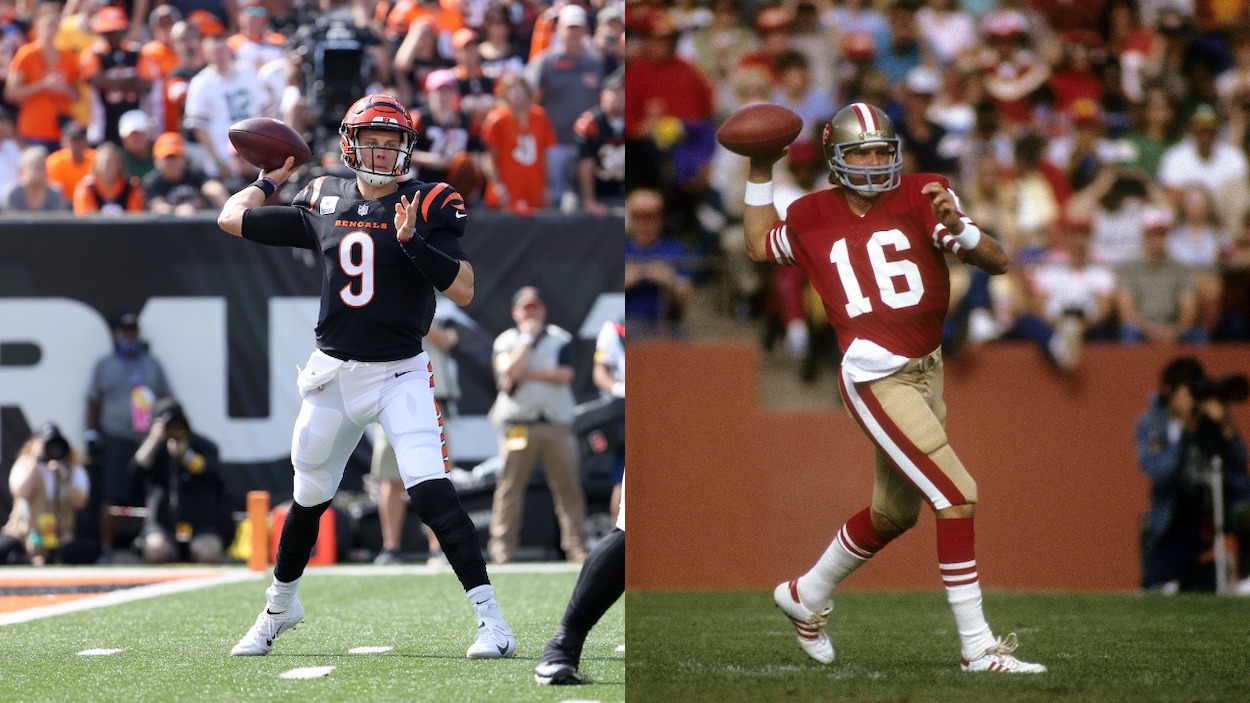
[
  {"left": 624, "top": 0, "right": 1250, "bottom": 370},
  {"left": 0, "top": 0, "right": 625, "bottom": 216}
]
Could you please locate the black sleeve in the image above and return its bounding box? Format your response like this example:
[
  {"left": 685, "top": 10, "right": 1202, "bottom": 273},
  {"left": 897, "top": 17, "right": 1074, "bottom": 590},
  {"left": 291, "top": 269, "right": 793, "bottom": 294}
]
[
  {"left": 241, "top": 205, "right": 316, "bottom": 249},
  {"left": 421, "top": 183, "right": 469, "bottom": 239}
]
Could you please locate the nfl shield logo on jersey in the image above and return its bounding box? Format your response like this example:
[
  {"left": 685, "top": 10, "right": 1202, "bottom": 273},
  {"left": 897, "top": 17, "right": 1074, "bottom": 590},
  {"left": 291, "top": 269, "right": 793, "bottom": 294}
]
[{"left": 357, "top": 204, "right": 369, "bottom": 215}]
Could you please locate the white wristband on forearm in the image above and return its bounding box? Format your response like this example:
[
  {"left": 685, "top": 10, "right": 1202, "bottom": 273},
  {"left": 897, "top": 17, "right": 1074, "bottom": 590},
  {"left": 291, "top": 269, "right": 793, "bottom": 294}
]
[
  {"left": 744, "top": 180, "right": 774, "bottom": 206},
  {"left": 954, "top": 220, "right": 982, "bottom": 250}
]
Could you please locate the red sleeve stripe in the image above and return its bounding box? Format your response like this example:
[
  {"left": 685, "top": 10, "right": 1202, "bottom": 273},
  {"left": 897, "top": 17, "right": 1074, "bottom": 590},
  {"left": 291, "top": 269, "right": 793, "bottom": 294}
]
[
  {"left": 768, "top": 224, "right": 796, "bottom": 265},
  {"left": 422, "top": 182, "right": 451, "bottom": 220},
  {"left": 443, "top": 191, "right": 465, "bottom": 211},
  {"left": 931, "top": 223, "right": 967, "bottom": 260}
]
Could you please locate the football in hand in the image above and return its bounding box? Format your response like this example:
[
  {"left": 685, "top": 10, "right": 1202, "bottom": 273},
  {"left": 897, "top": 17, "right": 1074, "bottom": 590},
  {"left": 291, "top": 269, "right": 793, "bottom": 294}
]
[
  {"left": 228, "top": 117, "right": 312, "bottom": 171},
  {"left": 716, "top": 103, "right": 804, "bottom": 158}
]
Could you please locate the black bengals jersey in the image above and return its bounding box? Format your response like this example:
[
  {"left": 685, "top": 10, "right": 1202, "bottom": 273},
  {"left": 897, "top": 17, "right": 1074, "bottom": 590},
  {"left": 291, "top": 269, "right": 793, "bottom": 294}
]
[
  {"left": 573, "top": 106, "right": 625, "bottom": 201},
  {"left": 240, "top": 177, "right": 469, "bottom": 362},
  {"left": 411, "top": 108, "right": 483, "bottom": 184}
]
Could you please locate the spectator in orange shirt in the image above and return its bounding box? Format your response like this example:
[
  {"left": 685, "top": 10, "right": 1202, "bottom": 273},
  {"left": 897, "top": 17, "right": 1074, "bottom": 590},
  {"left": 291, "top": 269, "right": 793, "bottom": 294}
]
[
  {"left": 158, "top": 20, "right": 206, "bottom": 135},
  {"left": 480, "top": 73, "right": 556, "bottom": 215},
  {"left": 227, "top": 0, "right": 286, "bottom": 74},
  {"left": 140, "top": 5, "right": 183, "bottom": 131},
  {"left": 45, "top": 121, "right": 95, "bottom": 199},
  {"left": 5, "top": 4, "right": 80, "bottom": 151},
  {"left": 72, "top": 142, "right": 145, "bottom": 214},
  {"left": 79, "top": 7, "right": 157, "bottom": 145}
]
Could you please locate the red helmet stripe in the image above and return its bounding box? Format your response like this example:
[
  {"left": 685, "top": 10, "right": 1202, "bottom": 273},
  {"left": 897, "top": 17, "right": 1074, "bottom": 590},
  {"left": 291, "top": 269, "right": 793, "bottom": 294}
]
[{"left": 853, "top": 103, "right": 877, "bottom": 134}]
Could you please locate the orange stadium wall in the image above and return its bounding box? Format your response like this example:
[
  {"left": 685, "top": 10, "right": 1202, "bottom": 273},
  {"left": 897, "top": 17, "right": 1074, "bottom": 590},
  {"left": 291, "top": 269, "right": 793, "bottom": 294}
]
[{"left": 626, "top": 341, "right": 1250, "bottom": 592}]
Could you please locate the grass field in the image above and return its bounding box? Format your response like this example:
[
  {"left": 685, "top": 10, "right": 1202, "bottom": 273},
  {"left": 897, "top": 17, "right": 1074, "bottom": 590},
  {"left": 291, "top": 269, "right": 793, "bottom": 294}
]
[
  {"left": 627, "top": 590, "right": 1250, "bottom": 703},
  {"left": 0, "top": 565, "right": 623, "bottom": 703}
]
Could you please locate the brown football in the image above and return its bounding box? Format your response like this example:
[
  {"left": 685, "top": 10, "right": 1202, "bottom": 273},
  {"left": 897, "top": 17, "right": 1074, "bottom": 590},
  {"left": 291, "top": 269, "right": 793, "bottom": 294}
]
[
  {"left": 228, "top": 117, "right": 312, "bottom": 171},
  {"left": 716, "top": 103, "right": 804, "bottom": 158}
]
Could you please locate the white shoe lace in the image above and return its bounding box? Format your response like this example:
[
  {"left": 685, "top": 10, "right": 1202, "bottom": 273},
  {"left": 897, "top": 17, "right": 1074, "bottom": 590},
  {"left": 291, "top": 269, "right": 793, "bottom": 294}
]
[{"left": 986, "top": 632, "right": 1020, "bottom": 657}]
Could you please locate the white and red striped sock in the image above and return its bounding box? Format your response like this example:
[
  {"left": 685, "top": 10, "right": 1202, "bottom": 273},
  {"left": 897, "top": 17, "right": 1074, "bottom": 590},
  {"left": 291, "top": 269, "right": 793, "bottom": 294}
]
[
  {"left": 797, "top": 508, "right": 892, "bottom": 609},
  {"left": 937, "top": 516, "right": 997, "bottom": 661}
]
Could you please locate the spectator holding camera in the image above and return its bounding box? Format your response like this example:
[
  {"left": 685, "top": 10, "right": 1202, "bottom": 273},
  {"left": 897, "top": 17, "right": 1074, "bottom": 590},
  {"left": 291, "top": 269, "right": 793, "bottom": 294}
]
[
  {"left": 0, "top": 424, "right": 99, "bottom": 566},
  {"left": 131, "top": 398, "right": 228, "bottom": 564},
  {"left": 1137, "top": 356, "right": 1250, "bottom": 594}
]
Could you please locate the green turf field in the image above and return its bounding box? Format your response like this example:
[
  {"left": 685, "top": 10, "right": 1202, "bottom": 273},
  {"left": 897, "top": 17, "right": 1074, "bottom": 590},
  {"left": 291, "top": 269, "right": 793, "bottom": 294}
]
[
  {"left": 0, "top": 567, "right": 623, "bottom": 703},
  {"left": 627, "top": 590, "right": 1250, "bottom": 703}
]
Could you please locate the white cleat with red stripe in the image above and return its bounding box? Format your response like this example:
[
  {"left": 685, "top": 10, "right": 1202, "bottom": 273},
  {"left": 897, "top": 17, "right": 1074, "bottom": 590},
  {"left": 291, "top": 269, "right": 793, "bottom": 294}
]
[
  {"left": 773, "top": 580, "right": 834, "bottom": 664},
  {"left": 960, "top": 633, "right": 1047, "bottom": 673}
]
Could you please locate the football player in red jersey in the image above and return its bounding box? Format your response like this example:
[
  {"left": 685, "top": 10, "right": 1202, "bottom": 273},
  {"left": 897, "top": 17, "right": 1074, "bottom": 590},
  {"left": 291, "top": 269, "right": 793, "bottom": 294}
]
[
  {"left": 742, "top": 102, "right": 1046, "bottom": 674},
  {"left": 217, "top": 94, "right": 515, "bottom": 660}
]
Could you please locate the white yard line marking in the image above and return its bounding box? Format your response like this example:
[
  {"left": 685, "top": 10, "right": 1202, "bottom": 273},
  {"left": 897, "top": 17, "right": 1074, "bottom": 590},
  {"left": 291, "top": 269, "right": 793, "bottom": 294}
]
[
  {"left": 0, "top": 562, "right": 580, "bottom": 627},
  {"left": 76, "top": 648, "right": 124, "bottom": 656},
  {"left": 348, "top": 646, "right": 393, "bottom": 654},
  {"left": 616, "top": 645, "right": 625, "bottom": 653},
  {"left": 0, "top": 570, "right": 263, "bottom": 626},
  {"left": 279, "top": 666, "right": 335, "bottom": 679}
]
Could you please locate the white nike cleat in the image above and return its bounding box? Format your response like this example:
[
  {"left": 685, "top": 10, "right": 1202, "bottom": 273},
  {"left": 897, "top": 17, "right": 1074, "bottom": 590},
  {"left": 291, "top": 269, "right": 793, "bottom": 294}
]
[
  {"left": 773, "top": 580, "right": 834, "bottom": 664},
  {"left": 230, "top": 598, "right": 305, "bottom": 656},
  {"left": 961, "top": 633, "right": 1047, "bottom": 673},
  {"left": 466, "top": 616, "right": 516, "bottom": 659}
]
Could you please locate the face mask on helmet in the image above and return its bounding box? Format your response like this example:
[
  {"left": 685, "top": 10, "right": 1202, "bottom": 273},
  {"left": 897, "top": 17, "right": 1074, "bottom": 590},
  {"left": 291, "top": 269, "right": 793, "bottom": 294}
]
[
  {"left": 822, "top": 103, "right": 903, "bottom": 194},
  {"left": 339, "top": 95, "right": 417, "bottom": 186}
]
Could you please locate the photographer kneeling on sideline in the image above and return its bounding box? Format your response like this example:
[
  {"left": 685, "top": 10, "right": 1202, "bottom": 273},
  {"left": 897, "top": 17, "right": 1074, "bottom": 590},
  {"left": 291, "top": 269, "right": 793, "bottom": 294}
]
[{"left": 1137, "top": 356, "right": 1250, "bottom": 593}]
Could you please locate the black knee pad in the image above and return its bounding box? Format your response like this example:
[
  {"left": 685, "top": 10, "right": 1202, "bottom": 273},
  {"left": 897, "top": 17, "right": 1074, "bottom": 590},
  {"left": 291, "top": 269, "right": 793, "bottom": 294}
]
[{"left": 408, "top": 479, "right": 488, "bottom": 591}]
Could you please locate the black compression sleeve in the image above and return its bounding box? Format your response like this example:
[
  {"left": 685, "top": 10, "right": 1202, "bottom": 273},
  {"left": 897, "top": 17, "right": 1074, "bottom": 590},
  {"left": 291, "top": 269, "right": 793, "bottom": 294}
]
[{"left": 399, "top": 236, "right": 461, "bottom": 291}]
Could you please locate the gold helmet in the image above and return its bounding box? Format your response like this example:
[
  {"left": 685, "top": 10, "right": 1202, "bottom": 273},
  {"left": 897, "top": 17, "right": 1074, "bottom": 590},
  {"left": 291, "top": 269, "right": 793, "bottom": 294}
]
[{"left": 820, "top": 102, "right": 902, "bottom": 193}]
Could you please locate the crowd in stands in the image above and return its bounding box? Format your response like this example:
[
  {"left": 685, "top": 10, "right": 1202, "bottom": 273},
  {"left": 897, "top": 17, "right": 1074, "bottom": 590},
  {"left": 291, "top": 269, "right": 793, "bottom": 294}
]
[
  {"left": 0, "top": 0, "right": 626, "bottom": 217},
  {"left": 624, "top": 0, "right": 1250, "bottom": 367}
]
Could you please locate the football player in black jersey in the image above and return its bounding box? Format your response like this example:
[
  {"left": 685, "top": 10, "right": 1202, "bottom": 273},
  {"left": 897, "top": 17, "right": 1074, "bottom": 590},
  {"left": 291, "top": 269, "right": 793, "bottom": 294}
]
[{"left": 217, "top": 94, "right": 515, "bottom": 660}]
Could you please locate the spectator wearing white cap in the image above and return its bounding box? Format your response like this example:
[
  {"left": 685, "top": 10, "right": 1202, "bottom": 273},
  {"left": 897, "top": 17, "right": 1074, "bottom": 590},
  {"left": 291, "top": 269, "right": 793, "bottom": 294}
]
[
  {"left": 896, "top": 65, "right": 958, "bottom": 177},
  {"left": 1158, "top": 104, "right": 1250, "bottom": 234},
  {"left": 525, "top": 3, "right": 602, "bottom": 210},
  {"left": 117, "top": 109, "right": 156, "bottom": 179}
]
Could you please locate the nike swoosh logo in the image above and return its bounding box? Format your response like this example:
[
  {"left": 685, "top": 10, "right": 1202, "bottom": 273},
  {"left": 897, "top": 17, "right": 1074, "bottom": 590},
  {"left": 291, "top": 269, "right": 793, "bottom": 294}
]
[
  {"left": 478, "top": 621, "right": 486, "bottom": 629},
  {"left": 473, "top": 599, "right": 489, "bottom": 606},
  {"left": 395, "top": 370, "right": 416, "bottom": 378},
  {"left": 455, "top": 211, "right": 467, "bottom": 218},
  {"left": 266, "top": 609, "right": 285, "bottom": 615}
]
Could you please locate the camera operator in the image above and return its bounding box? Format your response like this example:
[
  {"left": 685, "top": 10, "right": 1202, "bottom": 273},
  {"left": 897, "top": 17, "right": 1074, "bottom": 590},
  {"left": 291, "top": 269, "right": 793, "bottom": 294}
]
[
  {"left": 1136, "top": 356, "right": 1250, "bottom": 593},
  {"left": 0, "top": 424, "right": 99, "bottom": 565},
  {"left": 131, "top": 398, "right": 230, "bottom": 564}
]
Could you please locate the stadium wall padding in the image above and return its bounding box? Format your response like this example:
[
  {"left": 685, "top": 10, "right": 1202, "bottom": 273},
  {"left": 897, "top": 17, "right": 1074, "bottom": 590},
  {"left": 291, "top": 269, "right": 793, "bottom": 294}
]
[
  {"left": 0, "top": 213, "right": 623, "bottom": 515},
  {"left": 626, "top": 341, "right": 1250, "bottom": 592}
]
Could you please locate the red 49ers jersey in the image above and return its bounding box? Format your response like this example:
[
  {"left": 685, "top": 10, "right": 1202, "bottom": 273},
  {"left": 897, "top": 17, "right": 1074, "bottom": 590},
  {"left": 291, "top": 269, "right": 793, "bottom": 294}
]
[{"left": 767, "top": 174, "right": 965, "bottom": 358}]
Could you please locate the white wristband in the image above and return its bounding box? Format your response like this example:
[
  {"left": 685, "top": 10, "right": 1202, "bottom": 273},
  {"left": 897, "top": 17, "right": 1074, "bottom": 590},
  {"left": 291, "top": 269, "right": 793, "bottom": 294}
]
[
  {"left": 744, "top": 180, "right": 774, "bottom": 207},
  {"left": 954, "top": 220, "right": 982, "bottom": 250},
  {"left": 516, "top": 333, "right": 533, "bottom": 347}
]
